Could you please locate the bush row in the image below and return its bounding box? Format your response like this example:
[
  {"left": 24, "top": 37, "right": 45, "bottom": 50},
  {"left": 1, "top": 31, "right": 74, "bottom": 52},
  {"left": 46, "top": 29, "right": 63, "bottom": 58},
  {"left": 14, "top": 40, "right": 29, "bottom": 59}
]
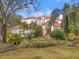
[
  {"left": 49, "top": 29, "right": 79, "bottom": 41},
  {"left": 20, "top": 39, "right": 70, "bottom": 48},
  {"left": 6, "top": 33, "right": 79, "bottom": 48},
  {"left": 20, "top": 39, "right": 79, "bottom": 48}
]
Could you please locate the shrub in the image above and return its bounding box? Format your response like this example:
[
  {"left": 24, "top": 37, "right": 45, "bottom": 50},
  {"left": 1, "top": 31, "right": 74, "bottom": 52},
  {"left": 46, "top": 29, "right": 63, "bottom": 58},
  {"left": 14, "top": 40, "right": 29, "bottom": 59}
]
[
  {"left": 68, "top": 25, "right": 78, "bottom": 34},
  {"left": 20, "top": 39, "right": 31, "bottom": 47},
  {"left": 34, "top": 25, "right": 42, "bottom": 37},
  {"left": 67, "top": 33, "right": 76, "bottom": 40},
  {"left": 20, "top": 39, "right": 55, "bottom": 48},
  {"left": 26, "top": 32, "right": 35, "bottom": 39},
  {"left": 49, "top": 29, "right": 64, "bottom": 39},
  {"left": 7, "top": 33, "right": 21, "bottom": 45},
  {"left": 20, "top": 39, "right": 66, "bottom": 48}
]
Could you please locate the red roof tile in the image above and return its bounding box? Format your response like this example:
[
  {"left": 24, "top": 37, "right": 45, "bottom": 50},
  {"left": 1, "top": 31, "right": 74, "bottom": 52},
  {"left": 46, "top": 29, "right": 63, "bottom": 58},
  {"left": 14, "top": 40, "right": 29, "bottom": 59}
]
[
  {"left": 53, "top": 22, "right": 61, "bottom": 27},
  {"left": 22, "top": 16, "right": 50, "bottom": 20},
  {"left": 12, "top": 25, "right": 22, "bottom": 29}
]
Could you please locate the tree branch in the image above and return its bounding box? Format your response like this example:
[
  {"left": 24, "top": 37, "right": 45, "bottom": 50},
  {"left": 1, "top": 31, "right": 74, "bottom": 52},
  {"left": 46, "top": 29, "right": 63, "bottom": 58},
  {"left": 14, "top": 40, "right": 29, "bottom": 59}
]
[{"left": 7, "top": 2, "right": 33, "bottom": 21}]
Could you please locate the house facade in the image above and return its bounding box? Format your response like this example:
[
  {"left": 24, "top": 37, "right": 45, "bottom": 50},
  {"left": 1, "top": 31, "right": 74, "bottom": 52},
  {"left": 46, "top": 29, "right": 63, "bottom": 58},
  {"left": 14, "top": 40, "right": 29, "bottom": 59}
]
[
  {"left": 21, "top": 16, "right": 50, "bottom": 25},
  {"left": 21, "top": 16, "right": 50, "bottom": 37},
  {"left": 11, "top": 14, "right": 63, "bottom": 37},
  {"left": 11, "top": 16, "right": 51, "bottom": 37}
]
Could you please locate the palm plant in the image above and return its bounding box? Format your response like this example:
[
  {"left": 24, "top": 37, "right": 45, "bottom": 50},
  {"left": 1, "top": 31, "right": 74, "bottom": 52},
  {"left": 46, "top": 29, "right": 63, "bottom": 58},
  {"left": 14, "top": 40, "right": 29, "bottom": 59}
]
[
  {"left": 63, "top": 3, "right": 70, "bottom": 34},
  {"left": 63, "top": 3, "right": 79, "bottom": 39}
]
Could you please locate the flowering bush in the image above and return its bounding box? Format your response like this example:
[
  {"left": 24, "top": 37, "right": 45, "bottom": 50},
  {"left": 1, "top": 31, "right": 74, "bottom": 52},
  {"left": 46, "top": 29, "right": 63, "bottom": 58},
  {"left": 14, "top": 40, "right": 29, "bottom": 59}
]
[
  {"left": 67, "top": 33, "right": 76, "bottom": 40},
  {"left": 68, "top": 25, "right": 78, "bottom": 34},
  {"left": 7, "top": 33, "right": 21, "bottom": 45}
]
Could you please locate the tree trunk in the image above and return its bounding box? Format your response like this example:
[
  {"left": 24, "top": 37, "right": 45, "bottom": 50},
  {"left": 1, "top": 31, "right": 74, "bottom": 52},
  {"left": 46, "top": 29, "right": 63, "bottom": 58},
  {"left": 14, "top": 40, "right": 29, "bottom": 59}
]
[{"left": 1, "top": 24, "right": 7, "bottom": 43}]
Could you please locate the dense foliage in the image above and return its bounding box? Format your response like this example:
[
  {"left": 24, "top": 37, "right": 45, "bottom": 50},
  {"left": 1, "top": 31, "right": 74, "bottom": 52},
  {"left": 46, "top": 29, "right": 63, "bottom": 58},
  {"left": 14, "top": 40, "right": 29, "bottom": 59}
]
[
  {"left": 7, "top": 33, "right": 21, "bottom": 45},
  {"left": 49, "top": 29, "right": 64, "bottom": 39},
  {"left": 67, "top": 33, "right": 76, "bottom": 40},
  {"left": 20, "top": 39, "right": 66, "bottom": 48},
  {"left": 22, "top": 23, "right": 43, "bottom": 39},
  {"left": 34, "top": 25, "right": 43, "bottom": 37}
]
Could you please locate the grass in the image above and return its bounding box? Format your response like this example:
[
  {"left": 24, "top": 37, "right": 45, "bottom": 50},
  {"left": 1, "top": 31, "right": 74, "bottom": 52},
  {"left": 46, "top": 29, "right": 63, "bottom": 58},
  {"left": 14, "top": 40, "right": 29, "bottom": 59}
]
[{"left": 0, "top": 47, "right": 79, "bottom": 59}]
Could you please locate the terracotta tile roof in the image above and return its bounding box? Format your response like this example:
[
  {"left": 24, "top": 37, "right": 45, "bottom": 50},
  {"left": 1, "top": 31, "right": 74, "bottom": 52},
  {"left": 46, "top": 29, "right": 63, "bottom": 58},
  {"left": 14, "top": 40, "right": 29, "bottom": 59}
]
[
  {"left": 22, "top": 17, "right": 34, "bottom": 20},
  {"left": 35, "top": 16, "right": 50, "bottom": 19},
  {"left": 22, "top": 16, "right": 50, "bottom": 20},
  {"left": 53, "top": 22, "right": 61, "bottom": 27},
  {"left": 12, "top": 25, "right": 22, "bottom": 29}
]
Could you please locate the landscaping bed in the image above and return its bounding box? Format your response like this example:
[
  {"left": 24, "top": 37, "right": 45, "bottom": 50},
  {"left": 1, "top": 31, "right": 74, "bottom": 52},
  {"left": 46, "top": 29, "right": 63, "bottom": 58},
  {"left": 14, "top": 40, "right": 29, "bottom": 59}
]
[{"left": 0, "top": 38, "right": 79, "bottom": 53}]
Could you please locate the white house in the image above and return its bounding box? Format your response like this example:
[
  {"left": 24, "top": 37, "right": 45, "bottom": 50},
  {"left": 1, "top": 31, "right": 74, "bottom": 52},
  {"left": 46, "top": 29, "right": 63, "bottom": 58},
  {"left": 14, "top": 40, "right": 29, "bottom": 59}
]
[
  {"left": 21, "top": 16, "right": 50, "bottom": 37},
  {"left": 11, "top": 14, "right": 63, "bottom": 37},
  {"left": 11, "top": 16, "right": 50, "bottom": 37},
  {"left": 21, "top": 16, "right": 50, "bottom": 25},
  {"left": 21, "top": 17, "right": 35, "bottom": 24}
]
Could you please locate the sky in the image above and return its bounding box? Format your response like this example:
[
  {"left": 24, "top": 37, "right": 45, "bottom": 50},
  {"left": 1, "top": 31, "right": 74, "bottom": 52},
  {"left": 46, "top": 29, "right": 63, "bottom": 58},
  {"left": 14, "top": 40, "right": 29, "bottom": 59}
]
[{"left": 16, "top": 0, "right": 79, "bottom": 18}]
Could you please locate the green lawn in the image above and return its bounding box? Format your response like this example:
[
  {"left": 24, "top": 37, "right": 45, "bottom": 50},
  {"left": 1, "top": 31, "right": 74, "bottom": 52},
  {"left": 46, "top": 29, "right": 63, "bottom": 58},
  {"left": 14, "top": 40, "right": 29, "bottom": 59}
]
[{"left": 0, "top": 47, "right": 79, "bottom": 59}]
